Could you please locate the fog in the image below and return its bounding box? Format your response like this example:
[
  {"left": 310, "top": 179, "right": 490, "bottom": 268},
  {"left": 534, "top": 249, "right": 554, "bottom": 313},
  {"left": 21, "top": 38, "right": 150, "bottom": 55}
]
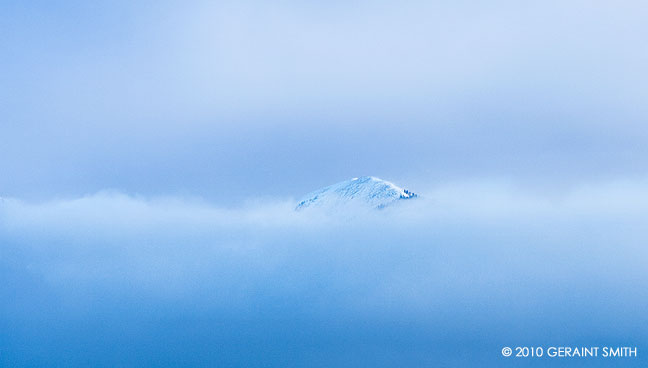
[
  {"left": 2, "top": 1, "right": 647, "bottom": 364},
  {"left": 3, "top": 0, "right": 648, "bottom": 201},
  {"left": 2, "top": 180, "right": 647, "bottom": 366}
]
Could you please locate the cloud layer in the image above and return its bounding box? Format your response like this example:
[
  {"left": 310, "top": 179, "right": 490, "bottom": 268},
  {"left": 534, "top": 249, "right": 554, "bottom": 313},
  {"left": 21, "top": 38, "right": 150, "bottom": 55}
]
[
  {"left": 2, "top": 0, "right": 648, "bottom": 201},
  {"left": 2, "top": 180, "right": 647, "bottom": 366},
  {"left": 3, "top": 1, "right": 647, "bottom": 365}
]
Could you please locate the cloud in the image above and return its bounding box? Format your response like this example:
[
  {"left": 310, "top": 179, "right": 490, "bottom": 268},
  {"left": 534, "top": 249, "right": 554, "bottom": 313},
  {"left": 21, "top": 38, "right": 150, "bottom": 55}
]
[
  {"left": 2, "top": 179, "right": 647, "bottom": 366},
  {"left": 3, "top": 179, "right": 648, "bottom": 296},
  {"left": 3, "top": 1, "right": 647, "bottom": 364},
  {"left": 3, "top": 0, "right": 648, "bottom": 202}
]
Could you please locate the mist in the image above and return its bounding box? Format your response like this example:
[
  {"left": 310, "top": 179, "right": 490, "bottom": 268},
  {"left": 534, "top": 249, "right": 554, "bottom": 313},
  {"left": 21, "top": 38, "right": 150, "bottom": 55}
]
[
  {"left": 3, "top": 0, "right": 648, "bottom": 201},
  {"left": 2, "top": 180, "right": 647, "bottom": 367},
  {"left": 2, "top": 0, "right": 647, "bottom": 365}
]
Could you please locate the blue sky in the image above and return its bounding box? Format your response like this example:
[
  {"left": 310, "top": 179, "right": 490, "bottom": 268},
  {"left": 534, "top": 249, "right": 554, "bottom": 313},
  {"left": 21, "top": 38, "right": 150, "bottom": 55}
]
[{"left": 1, "top": 1, "right": 648, "bottom": 367}]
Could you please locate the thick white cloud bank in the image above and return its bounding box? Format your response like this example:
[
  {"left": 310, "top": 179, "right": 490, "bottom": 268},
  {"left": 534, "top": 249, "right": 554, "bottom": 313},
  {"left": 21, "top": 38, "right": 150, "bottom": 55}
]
[{"left": 1, "top": 180, "right": 647, "bottom": 367}]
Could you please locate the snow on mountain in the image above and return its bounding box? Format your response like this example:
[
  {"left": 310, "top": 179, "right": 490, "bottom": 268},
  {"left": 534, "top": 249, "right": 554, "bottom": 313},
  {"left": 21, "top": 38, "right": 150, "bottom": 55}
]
[{"left": 295, "top": 176, "right": 418, "bottom": 210}]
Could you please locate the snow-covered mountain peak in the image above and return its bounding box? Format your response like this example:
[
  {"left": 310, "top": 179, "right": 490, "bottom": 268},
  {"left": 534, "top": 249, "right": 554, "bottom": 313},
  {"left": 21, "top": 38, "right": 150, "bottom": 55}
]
[{"left": 295, "top": 176, "right": 417, "bottom": 210}]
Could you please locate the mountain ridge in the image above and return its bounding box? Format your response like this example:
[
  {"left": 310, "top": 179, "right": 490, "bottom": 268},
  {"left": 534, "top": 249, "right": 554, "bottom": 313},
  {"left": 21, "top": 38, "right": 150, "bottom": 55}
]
[{"left": 295, "top": 176, "right": 417, "bottom": 210}]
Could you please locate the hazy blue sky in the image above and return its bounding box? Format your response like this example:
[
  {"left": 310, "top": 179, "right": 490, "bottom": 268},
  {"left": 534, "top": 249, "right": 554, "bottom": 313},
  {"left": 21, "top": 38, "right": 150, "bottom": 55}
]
[
  {"left": 2, "top": 0, "right": 647, "bottom": 201},
  {"left": 2, "top": 1, "right": 648, "bottom": 367}
]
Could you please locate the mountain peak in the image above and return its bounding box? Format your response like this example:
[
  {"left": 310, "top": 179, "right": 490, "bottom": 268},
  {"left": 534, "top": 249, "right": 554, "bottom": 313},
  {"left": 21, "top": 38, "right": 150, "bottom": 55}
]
[{"left": 296, "top": 176, "right": 417, "bottom": 210}]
